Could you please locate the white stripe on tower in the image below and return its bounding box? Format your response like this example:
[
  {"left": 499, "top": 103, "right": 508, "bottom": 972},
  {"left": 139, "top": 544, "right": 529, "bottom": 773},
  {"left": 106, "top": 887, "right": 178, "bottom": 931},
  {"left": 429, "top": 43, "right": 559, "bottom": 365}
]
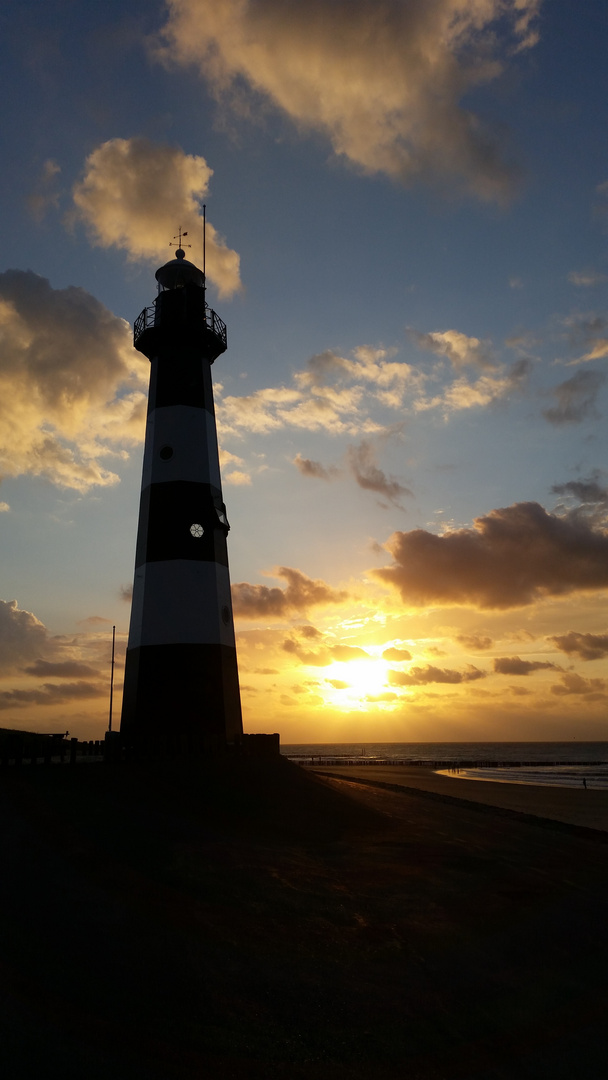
[{"left": 120, "top": 250, "right": 243, "bottom": 751}]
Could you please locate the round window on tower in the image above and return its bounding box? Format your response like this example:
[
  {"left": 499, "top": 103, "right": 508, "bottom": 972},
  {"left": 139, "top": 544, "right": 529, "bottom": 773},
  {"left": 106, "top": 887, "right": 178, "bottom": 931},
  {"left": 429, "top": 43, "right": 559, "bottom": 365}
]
[
  {"left": 190, "top": 523, "right": 204, "bottom": 538},
  {"left": 159, "top": 445, "right": 173, "bottom": 460}
]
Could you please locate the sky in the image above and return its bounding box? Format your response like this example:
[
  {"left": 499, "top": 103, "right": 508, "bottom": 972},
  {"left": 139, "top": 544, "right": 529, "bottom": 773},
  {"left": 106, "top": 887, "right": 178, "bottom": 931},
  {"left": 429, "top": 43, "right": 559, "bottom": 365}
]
[{"left": 1, "top": 0, "right": 608, "bottom": 743}]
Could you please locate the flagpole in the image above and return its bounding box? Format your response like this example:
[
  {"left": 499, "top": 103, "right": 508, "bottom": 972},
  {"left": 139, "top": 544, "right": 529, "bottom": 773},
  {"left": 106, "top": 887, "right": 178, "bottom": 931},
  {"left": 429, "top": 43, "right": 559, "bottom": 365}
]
[{"left": 108, "top": 625, "right": 116, "bottom": 733}]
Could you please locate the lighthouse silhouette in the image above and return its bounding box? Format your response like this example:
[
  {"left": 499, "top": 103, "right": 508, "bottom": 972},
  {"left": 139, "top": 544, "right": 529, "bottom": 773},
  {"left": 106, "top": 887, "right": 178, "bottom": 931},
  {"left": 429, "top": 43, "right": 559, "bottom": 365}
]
[{"left": 120, "top": 236, "right": 243, "bottom": 754}]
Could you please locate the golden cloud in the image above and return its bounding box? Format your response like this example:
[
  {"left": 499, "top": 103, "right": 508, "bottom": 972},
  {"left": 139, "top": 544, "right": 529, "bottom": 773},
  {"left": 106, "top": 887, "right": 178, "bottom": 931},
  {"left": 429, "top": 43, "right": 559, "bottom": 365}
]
[
  {"left": 232, "top": 566, "right": 349, "bottom": 618},
  {"left": 71, "top": 137, "right": 241, "bottom": 298},
  {"left": 0, "top": 270, "right": 147, "bottom": 490},
  {"left": 374, "top": 502, "right": 608, "bottom": 610},
  {"left": 0, "top": 600, "right": 51, "bottom": 674},
  {"left": 161, "top": 0, "right": 540, "bottom": 201}
]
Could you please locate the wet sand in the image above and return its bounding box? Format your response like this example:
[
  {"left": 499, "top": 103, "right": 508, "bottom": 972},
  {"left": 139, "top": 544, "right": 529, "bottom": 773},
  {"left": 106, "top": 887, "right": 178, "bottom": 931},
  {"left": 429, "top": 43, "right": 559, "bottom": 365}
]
[{"left": 310, "top": 763, "right": 608, "bottom": 833}]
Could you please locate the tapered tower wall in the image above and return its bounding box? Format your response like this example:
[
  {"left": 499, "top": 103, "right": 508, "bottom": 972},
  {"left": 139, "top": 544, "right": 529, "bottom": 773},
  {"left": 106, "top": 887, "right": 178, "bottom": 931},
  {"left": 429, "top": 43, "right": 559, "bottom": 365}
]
[{"left": 120, "top": 264, "right": 243, "bottom": 751}]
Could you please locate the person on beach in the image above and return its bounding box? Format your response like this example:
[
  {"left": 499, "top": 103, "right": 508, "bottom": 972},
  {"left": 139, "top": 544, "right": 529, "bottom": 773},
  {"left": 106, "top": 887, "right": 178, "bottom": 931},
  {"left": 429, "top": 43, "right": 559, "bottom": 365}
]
[{"left": 583, "top": 778, "right": 587, "bottom": 790}]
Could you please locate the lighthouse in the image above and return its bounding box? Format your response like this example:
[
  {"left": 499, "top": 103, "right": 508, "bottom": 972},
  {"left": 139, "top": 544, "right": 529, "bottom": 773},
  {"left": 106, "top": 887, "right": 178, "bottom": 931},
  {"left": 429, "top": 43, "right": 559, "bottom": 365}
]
[{"left": 120, "top": 243, "right": 243, "bottom": 754}]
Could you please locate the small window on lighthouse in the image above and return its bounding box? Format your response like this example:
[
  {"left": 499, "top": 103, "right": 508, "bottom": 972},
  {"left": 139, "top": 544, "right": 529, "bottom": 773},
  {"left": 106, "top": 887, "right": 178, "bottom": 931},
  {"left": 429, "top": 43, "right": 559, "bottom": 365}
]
[
  {"left": 190, "top": 523, "right": 204, "bottom": 538},
  {"left": 160, "top": 445, "right": 173, "bottom": 460}
]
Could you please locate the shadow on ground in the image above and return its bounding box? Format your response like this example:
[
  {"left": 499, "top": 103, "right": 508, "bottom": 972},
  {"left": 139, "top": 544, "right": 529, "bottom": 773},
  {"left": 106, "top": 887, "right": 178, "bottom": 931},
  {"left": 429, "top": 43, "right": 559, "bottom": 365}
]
[{"left": 1, "top": 757, "right": 608, "bottom": 1079}]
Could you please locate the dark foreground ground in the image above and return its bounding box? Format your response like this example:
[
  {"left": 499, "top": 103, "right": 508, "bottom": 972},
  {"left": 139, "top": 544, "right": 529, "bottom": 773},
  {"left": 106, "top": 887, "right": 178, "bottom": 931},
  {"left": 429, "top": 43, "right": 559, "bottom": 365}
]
[{"left": 1, "top": 758, "right": 608, "bottom": 1079}]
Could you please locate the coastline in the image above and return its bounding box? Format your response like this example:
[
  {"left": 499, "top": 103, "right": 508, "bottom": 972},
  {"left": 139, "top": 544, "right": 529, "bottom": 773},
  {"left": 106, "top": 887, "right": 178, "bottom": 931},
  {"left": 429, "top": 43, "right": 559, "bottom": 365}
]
[{"left": 309, "top": 763, "right": 608, "bottom": 833}]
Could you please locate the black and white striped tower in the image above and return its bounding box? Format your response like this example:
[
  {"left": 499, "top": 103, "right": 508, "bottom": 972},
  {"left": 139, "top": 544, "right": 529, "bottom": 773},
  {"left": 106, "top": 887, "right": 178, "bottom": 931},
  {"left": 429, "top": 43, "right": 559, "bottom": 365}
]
[{"left": 120, "top": 246, "right": 243, "bottom": 753}]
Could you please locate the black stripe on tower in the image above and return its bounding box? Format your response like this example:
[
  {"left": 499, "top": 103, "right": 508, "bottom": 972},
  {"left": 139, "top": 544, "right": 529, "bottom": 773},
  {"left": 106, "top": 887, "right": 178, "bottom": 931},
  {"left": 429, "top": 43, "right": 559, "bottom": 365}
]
[
  {"left": 134, "top": 482, "right": 229, "bottom": 567},
  {"left": 147, "top": 342, "right": 217, "bottom": 413},
  {"left": 121, "top": 643, "right": 242, "bottom": 746}
]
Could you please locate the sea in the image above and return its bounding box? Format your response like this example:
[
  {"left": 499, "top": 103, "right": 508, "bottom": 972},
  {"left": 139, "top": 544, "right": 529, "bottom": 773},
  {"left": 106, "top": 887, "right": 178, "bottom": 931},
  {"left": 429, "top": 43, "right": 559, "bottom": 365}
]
[{"left": 281, "top": 742, "right": 608, "bottom": 789}]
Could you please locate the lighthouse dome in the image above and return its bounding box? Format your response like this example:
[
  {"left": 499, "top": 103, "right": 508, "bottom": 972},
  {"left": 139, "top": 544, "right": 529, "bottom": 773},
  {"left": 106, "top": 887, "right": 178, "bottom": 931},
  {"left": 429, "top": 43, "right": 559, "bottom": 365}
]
[{"left": 155, "top": 249, "right": 205, "bottom": 291}]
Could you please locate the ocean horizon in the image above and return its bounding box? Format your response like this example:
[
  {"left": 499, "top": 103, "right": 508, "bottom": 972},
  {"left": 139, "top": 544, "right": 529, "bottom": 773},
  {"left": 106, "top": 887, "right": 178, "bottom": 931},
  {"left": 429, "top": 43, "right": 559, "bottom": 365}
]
[{"left": 281, "top": 741, "right": 608, "bottom": 789}]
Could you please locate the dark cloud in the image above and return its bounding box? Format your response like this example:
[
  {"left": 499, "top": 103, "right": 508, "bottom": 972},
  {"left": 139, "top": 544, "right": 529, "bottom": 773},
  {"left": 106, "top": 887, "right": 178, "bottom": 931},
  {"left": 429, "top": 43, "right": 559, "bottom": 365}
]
[
  {"left": 493, "top": 656, "right": 556, "bottom": 676},
  {"left": 254, "top": 667, "right": 279, "bottom": 675},
  {"left": 0, "top": 681, "right": 105, "bottom": 710},
  {"left": 549, "top": 632, "right": 608, "bottom": 661},
  {"left": 388, "top": 664, "right": 485, "bottom": 686},
  {"left": 119, "top": 584, "right": 133, "bottom": 603},
  {"left": 543, "top": 370, "right": 606, "bottom": 425},
  {"left": 382, "top": 647, "right": 412, "bottom": 662},
  {"left": 373, "top": 502, "right": 608, "bottom": 610},
  {"left": 347, "top": 440, "right": 411, "bottom": 506},
  {"left": 23, "top": 660, "right": 100, "bottom": 678},
  {"left": 293, "top": 454, "right": 339, "bottom": 480},
  {"left": 232, "top": 567, "right": 348, "bottom": 618},
  {"left": 552, "top": 476, "right": 608, "bottom": 506},
  {"left": 551, "top": 673, "right": 607, "bottom": 697}
]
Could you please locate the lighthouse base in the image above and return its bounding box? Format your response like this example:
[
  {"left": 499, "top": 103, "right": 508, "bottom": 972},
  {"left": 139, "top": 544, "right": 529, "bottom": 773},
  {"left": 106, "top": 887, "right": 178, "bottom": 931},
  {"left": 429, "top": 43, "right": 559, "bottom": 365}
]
[{"left": 120, "top": 642, "right": 243, "bottom": 754}]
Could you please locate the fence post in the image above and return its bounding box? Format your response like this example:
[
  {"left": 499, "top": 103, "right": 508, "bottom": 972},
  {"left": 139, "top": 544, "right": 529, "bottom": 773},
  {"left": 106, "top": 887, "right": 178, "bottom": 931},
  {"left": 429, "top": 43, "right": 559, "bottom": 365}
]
[{"left": 70, "top": 738, "right": 78, "bottom": 766}]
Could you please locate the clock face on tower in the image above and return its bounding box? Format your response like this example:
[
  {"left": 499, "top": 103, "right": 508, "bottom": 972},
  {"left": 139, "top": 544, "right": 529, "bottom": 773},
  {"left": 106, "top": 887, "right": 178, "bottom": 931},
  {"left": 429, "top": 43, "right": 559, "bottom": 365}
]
[{"left": 190, "top": 523, "right": 204, "bottom": 538}]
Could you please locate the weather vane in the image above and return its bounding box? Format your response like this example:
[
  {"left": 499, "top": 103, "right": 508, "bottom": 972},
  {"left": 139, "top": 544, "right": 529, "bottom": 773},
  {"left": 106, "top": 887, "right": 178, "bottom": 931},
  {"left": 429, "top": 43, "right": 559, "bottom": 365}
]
[{"left": 169, "top": 227, "right": 191, "bottom": 251}]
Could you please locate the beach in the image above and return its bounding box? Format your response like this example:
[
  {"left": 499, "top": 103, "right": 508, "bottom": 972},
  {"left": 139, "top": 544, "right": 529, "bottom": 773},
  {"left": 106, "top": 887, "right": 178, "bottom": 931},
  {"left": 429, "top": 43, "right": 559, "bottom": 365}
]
[
  {"left": 2, "top": 757, "right": 608, "bottom": 1079},
  {"left": 309, "top": 763, "right": 608, "bottom": 833}
]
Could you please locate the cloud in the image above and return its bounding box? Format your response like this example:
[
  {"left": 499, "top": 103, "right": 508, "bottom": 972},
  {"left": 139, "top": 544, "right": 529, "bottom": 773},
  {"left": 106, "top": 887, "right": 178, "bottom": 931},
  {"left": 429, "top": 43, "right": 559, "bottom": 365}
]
[
  {"left": 552, "top": 476, "right": 608, "bottom": 507},
  {"left": 217, "top": 346, "right": 421, "bottom": 438},
  {"left": 0, "top": 269, "right": 148, "bottom": 490},
  {"left": 71, "top": 137, "right": 241, "bottom": 298},
  {"left": 551, "top": 673, "right": 607, "bottom": 698},
  {"left": 283, "top": 638, "right": 371, "bottom": 667},
  {"left": 232, "top": 566, "right": 348, "bottom": 618},
  {"left": 0, "top": 681, "right": 105, "bottom": 710},
  {"left": 293, "top": 454, "right": 340, "bottom": 481},
  {"left": 347, "top": 440, "right": 412, "bottom": 506},
  {"left": 27, "top": 159, "right": 61, "bottom": 222},
  {"left": 0, "top": 502, "right": 9, "bottom": 513},
  {"left": 568, "top": 270, "right": 608, "bottom": 287},
  {"left": 220, "top": 448, "right": 252, "bottom": 485},
  {"left": 373, "top": 501, "right": 608, "bottom": 610},
  {"left": 456, "top": 634, "right": 493, "bottom": 651},
  {"left": 23, "top": 659, "right": 100, "bottom": 678},
  {"left": 160, "top": 0, "right": 541, "bottom": 202},
  {"left": 562, "top": 314, "right": 608, "bottom": 365},
  {"left": 0, "top": 599, "right": 51, "bottom": 674},
  {"left": 119, "top": 584, "right": 133, "bottom": 603},
  {"left": 549, "top": 631, "right": 608, "bottom": 662},
  {"left": 382, "top": 647, "right": 412, "bottom": 662},
  {"left": 412, "top": 329, "right": 494, "bottom": 369},
  {"left": 543, "top": 370, "right": 606, "bottom": 425},
  {"left": 493, "top": 656, "right": 556, "bottom": 675},
  {"left": 413, "top": 357, "right": 530, "bottom": 415},
  {"left": 388, "top": 664, "right": 486, "bottom": 686}
]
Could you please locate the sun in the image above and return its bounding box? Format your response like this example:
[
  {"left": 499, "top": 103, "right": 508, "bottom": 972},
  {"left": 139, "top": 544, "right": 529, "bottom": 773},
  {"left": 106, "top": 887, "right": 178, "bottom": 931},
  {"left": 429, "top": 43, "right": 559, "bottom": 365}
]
[{"left": 323, "top": 656, "right": 393, "bottom": 708}]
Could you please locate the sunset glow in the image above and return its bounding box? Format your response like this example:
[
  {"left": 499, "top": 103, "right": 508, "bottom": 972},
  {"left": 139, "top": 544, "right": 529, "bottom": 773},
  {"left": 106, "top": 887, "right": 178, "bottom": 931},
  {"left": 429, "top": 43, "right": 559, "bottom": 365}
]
[{"left": 0, "top": 1, "right": 607, "bottom": 743}]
